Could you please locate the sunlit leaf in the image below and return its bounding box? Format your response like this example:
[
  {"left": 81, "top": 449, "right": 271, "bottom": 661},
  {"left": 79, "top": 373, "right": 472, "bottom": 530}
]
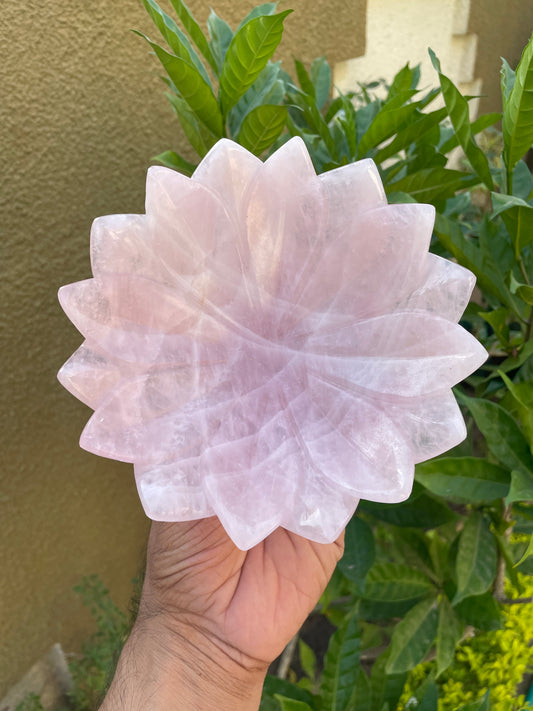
[
  {"left": 386, "top": 595, "right": 439, "bottom": 673},
  {"left": 219, "top": 11, "right": 292, "bottom": 113}
]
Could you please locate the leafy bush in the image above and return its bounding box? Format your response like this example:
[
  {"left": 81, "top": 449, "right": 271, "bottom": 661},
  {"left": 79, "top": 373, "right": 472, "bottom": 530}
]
[{"left": 137, "top": 3, "right": 533, "bottom": 708}]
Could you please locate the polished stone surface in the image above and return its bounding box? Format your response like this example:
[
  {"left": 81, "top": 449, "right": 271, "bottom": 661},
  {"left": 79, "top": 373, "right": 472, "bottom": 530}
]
[{"left": 58, "top": 138, "right": 487, "bottom": 549}]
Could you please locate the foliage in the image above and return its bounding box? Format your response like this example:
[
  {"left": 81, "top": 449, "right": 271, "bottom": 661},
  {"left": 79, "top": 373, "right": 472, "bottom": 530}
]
[
  {"left": 137, "top": 4, "right": 533, "bottom": 706},
  {"left": 16, "top": 576, "right": 131, "bottom": 711},
  {"left": 400, "top": 569, "right": 533, "bottom": 711},
  {"left": 15, "top": 693, "right": 45, "bottom": 711}
]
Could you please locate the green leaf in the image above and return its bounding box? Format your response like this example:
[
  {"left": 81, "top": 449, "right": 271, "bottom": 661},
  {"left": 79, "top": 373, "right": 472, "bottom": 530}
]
[
  {"left": 501, "top": 57, "right": 516, "bottom": 107},
  {"left": 500, "top": 371, "right": 533, "bottom": 445},
  {"left": 416, "top": 457, "right": 510, "bottom": 503},
  {"left": 294, "top": 58, "right": 315, "bottom": 97},
  {"left": 206, "top": 10, "right": 233, "bottom": 73},
  {"left": 289, "top": 89, "right": 339, "bottom": 161},
  {"left": 219, "top": 11, "right": 292, "bottom": 114},
  {"left": 439, "top": 111, "right": 501, "bottom": 155},
  {"left": 386, "top": 595, "right": 439, "bottom": 674},
  {"left": 140, "top": 0, "right": 211, "bottom": 83},
  {"left": 437, "top": 71, "right": 493, "bottom": 188},
  {"left": 369, "top": 654, "right": 406, "bottom": 711},
  {"left": 321, "top": 614, "right": 361, "bottom": 711},
  {"left": 357, "top": 103, "right": 419, "bottom": 157},
  {"left": 374, "top": 107, "right": 447, "bottom": 162},
  {"left": 359, "top": 490, "right": 455, "bottom": 529},
  {"left": 506, "top": 468, "right": 533, "bottom": 503},
  {"left": 167, "top": 0, "right": 217, "bottom": 73},
  {"left": 166, "top": 92, "right": 216, "bottom": 157},
  {"left": 348, "top": 668, "right": 371, "bottom": 711},
  {"left": 454, "top": 591, "right": 502, "bottom": 630},
  {"left": 310, "top": 57, "right": 331, "bottom": 110},
  {"left": 491, "top": 192, "right": 533, "bottom": 257},
  {"left": 138, "top": 35, "right": 223, "bottom": 135},
  {"left": 512, "top": 158, "right": 533, "bottom": 200},
  {"left": 338, "top": 94, "right": 357, "bottom": 160},
  {"left": 152, "top": 149, "right": 196, "bottom": 175},
  {"left": 237, "top": 3, "right": 278, "bottom": 30},
  {"left": 237, "top": 104, "right": 287, "bottom": 155},
  {"left": 453, "top": 512, "right": 497, "bottom": 604},
  {"left": 338, "top": 516, "right": 375, "bottom": 585},
  {"left": 502, "top": 33, "right": 533, "bottom": 186},
  {"left": 275, "top": 697, "right": 313, "bottom": 711},
  {"left": 456, "top": 392, "right": 533, "bottom": 475},
  {"left": 479, "top": 307, "right": 510, "bottom": 347},
  {"left": 516, "top": 532, "right": 533, "bottom": 565},
  {"left": 298, "top": 639, "right": 316, "bottom": 681},
  {"left": 436, "top": 595, "right": 463, "bottom": 677},
  {"left": 229, "top": 61, "right": 284, "bottom": 136},
  {"left": 262, "top": 677, "right": 315, "bottom": 708},
  {"left": 433, "top": 213, "right": 517, "bottom": 310},
  {"left": 361, "top": 564, "right": 434, "bottom": 603},
  {"left": 386, "top": 167, "right": 467, "bottom": 203},
  {"left": 428, "top": 47, "right": 441, "bottom": 73}
]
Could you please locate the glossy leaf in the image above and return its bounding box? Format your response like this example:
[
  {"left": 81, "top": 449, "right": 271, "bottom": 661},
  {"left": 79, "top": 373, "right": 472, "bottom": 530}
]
[
  {"left": 386, "top": 595, "right": 439, "bottom": 674},
  {"left": 275, "top": 697, "right": 314, "bottom": 711},
  {"left": 357, "top": 103, "right": 419, "bottom": 157},
  {"left": 338, "top": 516, "right": 375, "bottom": 585},
  {"left": 437, "top": 70, "right": 493, "bottom": 188},
  {"left": 138, "top": 35, "right": 223, "bottom": 135},
  {"left": 386, "top": 167, "right": 467, "bottom": 203},
  {"left": 207, "top": 10, "right": 233, "bottom": 73},
  {"left": 500, "top": 371, "right": 533, "bottom": 445},
  {"left": 439, "top": 112, "right": 501, "bottom": 155},
  {"left": 237, "top": 3, "right": 278, "bottom": 31},
  {"left": 152, "top": 150, "right": 196, "bottom": 176},
  {"left": 237, "top": 104, "right": 287, "bottom": 155},
  {"left": 141, "top": 0, "right": 210, "bottom": 83},
  {"left": 506, "top": 468, "right": 533, "bottom": 503},
  {"left": 311, "top": 57, "right": 331, "bottom": 110},
  {"left": 361, "top": 564, "right": 434, "bottom": 603},
  {"left": 491, "top": 192, "right": 533, "bottom": 257},
  {"left": 416, "top": 457, "right": 510, "bottom": 503},
  {"left": 262, "top": 677, "right": 315, "bottom": 708},
  {"left": 454, "top": 512, "right": 497, "bottom": 603},
  {"left": 168, "top": 0, "right": 217, "bottom": 73},
  {"left": 219, "top": 11, "right": 292, "bottom": 113},
  {"left": 502, "top": 33, "right": 533, "bottom": 186},
  {"left": 433, "top": 213, "right": 518, "bottom": 310},
  {"left": 510, "top": 273, "right": 533, "bottom": 305},
  {"left": 436, "top": 595, "right": 463, "bottom": 677},
  {"left": 321, "top": 614, "right": 361, "bottom": 711},
  {"left": 360, "top": 491, "right": 454, "bottom": 528},
  {"left": 166, "top": 92, "right": 217, "bottom": 157},
  {"left": 375, "top": 107, "right": 447, "bottom": 162},
  {"left": 457, "top": 392, "right": 533, "bottom": 476}
]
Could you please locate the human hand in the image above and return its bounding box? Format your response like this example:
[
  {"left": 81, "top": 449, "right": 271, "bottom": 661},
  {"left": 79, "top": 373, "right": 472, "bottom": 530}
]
[{"left": 100, "top": 517, "right": 344, "bottom": 711}]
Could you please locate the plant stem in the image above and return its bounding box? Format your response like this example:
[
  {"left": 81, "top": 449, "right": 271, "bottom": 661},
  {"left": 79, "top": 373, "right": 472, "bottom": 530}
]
[{"left": 277, "top": 634, "right": 299, "bottom": 680}]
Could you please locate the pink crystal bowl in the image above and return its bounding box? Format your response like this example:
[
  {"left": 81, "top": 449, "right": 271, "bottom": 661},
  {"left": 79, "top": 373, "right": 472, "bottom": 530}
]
[{"left": 58, "top": 138, "right": 487, "bottom": 550}]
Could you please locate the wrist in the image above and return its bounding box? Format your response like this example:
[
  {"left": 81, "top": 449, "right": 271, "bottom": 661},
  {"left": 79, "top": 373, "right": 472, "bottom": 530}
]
[{"left": 99, "top": 614, "right": 267, "bottom": 711}]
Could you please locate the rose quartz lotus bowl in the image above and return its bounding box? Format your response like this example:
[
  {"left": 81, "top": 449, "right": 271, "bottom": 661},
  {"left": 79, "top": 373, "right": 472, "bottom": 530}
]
[{"left": 58, "top": 137, "right": 487, "bottom": 550}]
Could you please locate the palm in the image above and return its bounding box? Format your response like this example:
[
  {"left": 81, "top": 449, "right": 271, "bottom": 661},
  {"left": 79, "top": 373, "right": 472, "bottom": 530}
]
[{"left": 143, "top": 518, "right": 344, "bottom": 666}]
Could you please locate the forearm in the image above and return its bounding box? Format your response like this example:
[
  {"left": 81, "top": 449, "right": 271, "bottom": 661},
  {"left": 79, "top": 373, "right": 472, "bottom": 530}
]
[{"left": 99, "top": 617, "right": 266, "bottom": 711}]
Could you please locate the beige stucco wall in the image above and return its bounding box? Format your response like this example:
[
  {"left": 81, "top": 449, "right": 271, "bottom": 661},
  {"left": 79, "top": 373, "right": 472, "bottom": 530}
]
[
  {"left": 0, "top": 0, "right": 366, "bottom": 695},
  {"left": 335, "top": 0, "right": 533, "bottom": 117}
]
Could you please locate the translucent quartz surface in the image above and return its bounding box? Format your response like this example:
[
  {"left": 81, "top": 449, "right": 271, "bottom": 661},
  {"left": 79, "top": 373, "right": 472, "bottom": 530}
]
[{"left": 58, "top": 138, "right": 487, "bottom": 550}]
